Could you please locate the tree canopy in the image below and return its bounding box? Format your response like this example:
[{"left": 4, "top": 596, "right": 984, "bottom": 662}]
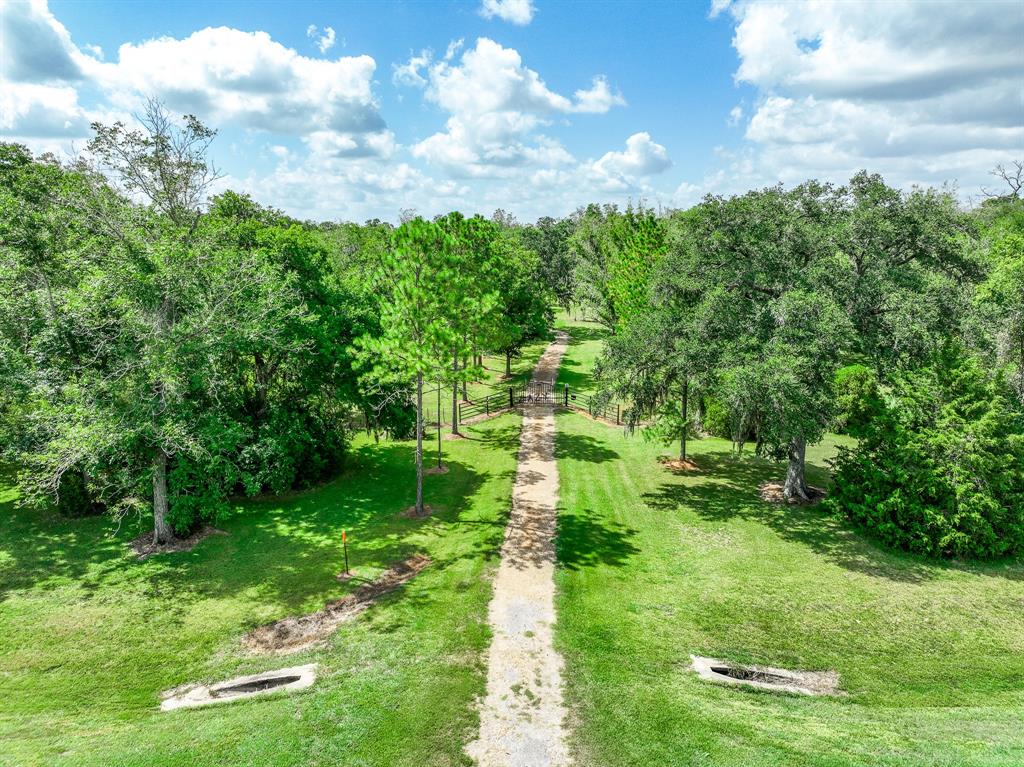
[{"left": 1, "top": 105, "right": 1019, "bottom": 560}]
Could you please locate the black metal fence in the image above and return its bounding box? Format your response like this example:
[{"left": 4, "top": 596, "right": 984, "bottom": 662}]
[
  {"left": 564, "top": 390, "right": 636, "bottom": 425},
  {"left": 456, "top": 381, "right": 636, "bottom": 427},
  {"left": 343, "top": 375, "right": 635, "bottom": 434},
  {"left": 458, "top": 389, "right": 512, "bottom": 421},
  {"left": 510, "top": 379, "right": 558, "bottom": 405}
]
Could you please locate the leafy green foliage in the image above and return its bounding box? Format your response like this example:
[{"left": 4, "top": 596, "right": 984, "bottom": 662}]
[
  {"left": 701, "top": 397, "right": 731, "bottom": 440},
  {"left": 827, "top": 348, "right": 1024, "bottom": 558},
  {"left": 832, "top": 364, "right": 881, "bottom": 434},
  {"left": 570, "top": 203, "right": 666, "bottom": 333},
  {"left": 518, "top": 215, "right": 577, "bottom": 310},
  {"left": 1, "top": 122, "right": 369, "bottom": 538},
  {"left": 969, "top": 198, "right": 1024, "bottom": 402},
  {"left": 491, "top": 231, "right": 554, "bottom": 365},
  {"left": 838, "top": 171, "right": 978, "bottom": 367},
  {"left": 599, "top": 175, "right": 976, "bottom": 501}
]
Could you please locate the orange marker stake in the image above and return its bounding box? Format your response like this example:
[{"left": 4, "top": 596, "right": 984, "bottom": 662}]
[{"left": 342, "top": 529, "right": 350, "bottom": 576}]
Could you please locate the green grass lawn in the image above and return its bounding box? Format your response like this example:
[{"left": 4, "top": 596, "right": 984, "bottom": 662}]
[
  {"left": 552, "top": 316, "right": 1024, "bottom": 766},
  {"left": 6, "top": 313, "right": 1022, "bottom": 767},
  {"left": 0, "top": 414, "right": 523, "bottom": 767},
  {"left": 554, "top": 311, "right": 607, "bottom": 396}
]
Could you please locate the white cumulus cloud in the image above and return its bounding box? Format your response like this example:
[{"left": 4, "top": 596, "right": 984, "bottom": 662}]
[
  {"left": 720, "top": 0, "right": 1024, "bottom": 195},
  {"left": 306, "top": 24, "right": 337, "bottom": 54},
  {"left": 0, "top": 2, "right": 391, "bottom": 159},
  {"left": 479, "top": 0, "right": 535, "bottom": 26},
  {"left": 396, "top": 38, "right": 624, "bottom": 177},
  {"left": 592, "top": 132, "right": 672, "bottom": 178}
]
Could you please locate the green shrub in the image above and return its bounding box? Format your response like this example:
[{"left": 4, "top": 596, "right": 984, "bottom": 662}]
[
  {"left": 167, "top": 407, "right": 349, "bottom": 535},
  {"left": 702, "top": 397, "right": 731, "bottom": 439},
  {"left": 826, "top": 349, "right": 1024, "bottom": 559},
  {"left": 55, "top": 469, "right": 104, "bottom": 518},
  {"left": 832, "top": 364, "right": 881, "bottom": 435}
]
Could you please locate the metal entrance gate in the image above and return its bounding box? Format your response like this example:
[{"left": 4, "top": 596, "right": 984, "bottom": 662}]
[{"left": 511, "top": 379, "right": 558, "bottom": 405}]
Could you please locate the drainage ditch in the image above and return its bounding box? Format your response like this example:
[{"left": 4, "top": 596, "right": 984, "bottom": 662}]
[{"left": 244, "top": 554, "right": 431, "bottom": 654}]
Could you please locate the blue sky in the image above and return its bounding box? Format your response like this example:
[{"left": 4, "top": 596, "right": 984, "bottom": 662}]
[{"left": 2, "top": 0, "right": 1022, "bottom": 222}]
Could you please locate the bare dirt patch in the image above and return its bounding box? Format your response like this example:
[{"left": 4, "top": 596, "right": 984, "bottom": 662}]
[
  {"left": 691, "top": 655, "right": 842, "bottom": 696},
  {"left": 130, "top": 525, "right": 227, "bottom": 561},
  {"left": 399, "top": 504, "right": 435, "bottom": 519},
  {"left": 658, "top": 456, "right": 701, "bottom": 472},
  {"left": 759, "top": 481, "right": 826, "bottom": 505},
  {"left": 244, "top": 554, "right": 431, "bottom": 654},
  {"left": 425, "top": 465, "right": 449, "bottom": 475}
]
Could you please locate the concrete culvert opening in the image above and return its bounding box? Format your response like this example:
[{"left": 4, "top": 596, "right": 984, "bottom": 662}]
[
  {"left": 710, "top": 666, "right": 794, "bottom": 686},
  {"left": 212, "top": 674, "right": 301, "bottom": 697},
  {"left": 160, "top": 664, "right": 317, "bottom": 711},
  {"left": 691, "top": 655, "right": 842, "bottom": 696}
]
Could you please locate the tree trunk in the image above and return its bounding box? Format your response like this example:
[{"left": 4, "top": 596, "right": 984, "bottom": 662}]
[
  {"left": 1018, "top": 339, "right": 1024, "bottom": 404},
  {"left": 152, "top": 450, "right": 174, "bottom": 544},
  {"left": 415, "top": 373, "right": 424, "bottom": 516},
  {"left": 680, "top": 378, "right": 688, "bottom": 462},
  {"left": 462, "top": 355, "right": 468, "bottom": 401},
  {"left": 505, "top": 350, "right": 512, "bottom": 377},
  {"left": 783, "top": 437, "right": 810, "bottom": 502},
  {"left": 252, "top": 351, "right": 269, "bottom": 427},
  {"left": 451, "top": 351, "right": 460, "bottom": 435},
  {"left": 436, "top": 380, "right": 443, "bottom": 468}
]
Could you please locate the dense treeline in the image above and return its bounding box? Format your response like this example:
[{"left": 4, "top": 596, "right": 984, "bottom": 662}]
[
  {"left": 1, "top": 105, "right": 1021, "bottom": 559},
  {"left": 585, "top": 175, "right": 1024, "bottom": 558},
  {"left": 0, "top": 107, "right": 552, "bottom": 542}
]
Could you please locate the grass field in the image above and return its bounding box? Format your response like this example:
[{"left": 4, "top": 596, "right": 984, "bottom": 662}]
[
  {"left": 552, "top": 316, "right": 1024, "bottom": 766},
  {"left": 4, "top": 314, "right": 1022, "bottom": 767},
  {"left": 0, "top": 414, "right": 523, "bottom": 767},
  {"left": 554, "top": 312, "right": 607, "bottom": 396}
]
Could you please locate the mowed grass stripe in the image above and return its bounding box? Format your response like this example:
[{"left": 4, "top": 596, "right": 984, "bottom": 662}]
[
  {"left": 0, "top": 414, "right": 522, "bottom": 767},
  {"left": 551, "top": 315, "right": 1024, "bottom": 767}
]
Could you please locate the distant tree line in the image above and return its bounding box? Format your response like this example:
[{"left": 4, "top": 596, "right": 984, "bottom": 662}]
[
  {"left": 0, "top": 104, "right": 553, "bottom": 542},
  {"left": 1, "top": 102, "right": 1020, "bottom": 559},
  {"left": 577, "top": 175, "right": 1024, "bottom": 559}
]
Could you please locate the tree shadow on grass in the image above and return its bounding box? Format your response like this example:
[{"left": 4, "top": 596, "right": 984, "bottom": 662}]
[
  {"left": 0, "top": 431, "right": 514, "bottom": 617},
  {"left": 556, "top": 358, "right": 596, "bottom": 394},
  {"left": 641, "top": 449, "right": 1024, "bottom": 584},
  {"left": 555, "top": 431, "right": 620, "bottom": 463},
  {"left": 180, "top": 450, "right": 504, "bottom": 610},
  {"left": 563, "top": 324, "right": 608, "bottom": 345},
  {"left": 480, "top": 423, "right": 523, "bottom": 453},
  {"left": 556, "top": 511, "right": 640, "bottom": 571},
  {"left": 0, "top": 501, "right": 133, "bottom": 602}
]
